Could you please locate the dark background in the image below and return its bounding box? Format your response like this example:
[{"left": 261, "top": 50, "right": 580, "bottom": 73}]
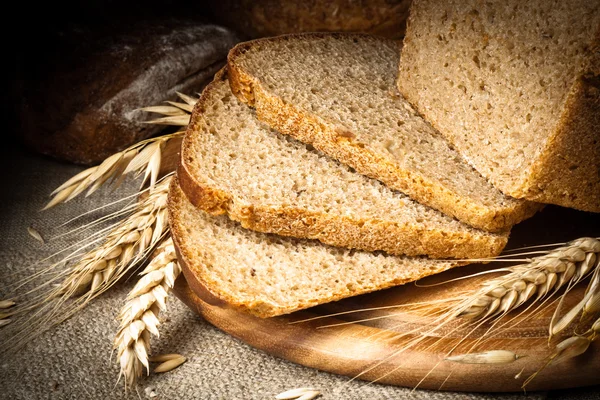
[{"left": 3, "top": 0, "right": 215, "bottom": 144}]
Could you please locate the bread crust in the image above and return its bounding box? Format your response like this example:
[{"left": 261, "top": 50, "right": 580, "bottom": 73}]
[
  {"left": 226, "top": 33, "right": 541, "bottom": 231},
  {"left": 517, "top": 67, "right": 600, "bottom": 212},
  {"left": 179, "top": 69, "right": 509, "bottom": 259},
  {"left": 168, "top": 178, "right": 463, "bottom": 318}
]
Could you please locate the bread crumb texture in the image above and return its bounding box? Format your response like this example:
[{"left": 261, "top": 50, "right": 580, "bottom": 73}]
[
  {"left": 169, "top": 179, "right": 462, "bottom": 317},
  {"left": 179, "top": 73, "right": 508, "bottom": 259},
  {"left": 227, "top": 33, "right": 542, "bottom": 230}
]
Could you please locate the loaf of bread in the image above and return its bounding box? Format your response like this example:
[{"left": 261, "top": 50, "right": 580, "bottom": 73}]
[
  {"left": 227, "top": 33, "right": 541, "bottom": 231},
  {"left": 179, "top": 70, "right": 508, "bottom": 259},
  {"left": 208, "top": 0, "right": 411, "bottom": 40},
  {"left": 398, "top": 0, "right": 600, "bottom": 212},
  {"left": 15, "top": 20, "right": 239, "bottom": 165},
  {"left": 169, "top": 178, "right": 463, "bottom": 317}
]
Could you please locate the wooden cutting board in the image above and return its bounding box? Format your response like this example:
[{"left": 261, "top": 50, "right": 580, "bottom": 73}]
[{"left": 173, "top": 204, "right": 600, "bottom": 392}]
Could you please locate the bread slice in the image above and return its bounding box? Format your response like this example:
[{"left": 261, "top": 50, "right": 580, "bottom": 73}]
[
  {"left": 398, "top": 0, "right": 600, "bottom": 212},
  {"left": 178, "top": 70, "right": 508, "bottom": 259},
  {"left": 227, "top": 33, "right": 541, "bottom": 232},
  {"left": 169, "top": 178, "right": 463, "bottom": 317}
]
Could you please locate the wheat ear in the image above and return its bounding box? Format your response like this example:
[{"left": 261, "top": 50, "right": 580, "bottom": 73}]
[
  {"left": 44, "top": 91, "right": 197, "bottom": 210},
  {"left": 43, "top": 134, "right": 181, "bottom": 210},
  {"left": 302, "top": 238, "right": 600, "bottom": 389},
  {"left": 1, "top": 176, "right": 172, "bottom": 353},
  {"left": 115, "top": 237, "right": 181, "bottom": 388},
  {"left": 457, "top": 237, "right": 600, "bottom": 328},
  {"left": 59, "top": 177, "right": 171, "bottom": 297}
]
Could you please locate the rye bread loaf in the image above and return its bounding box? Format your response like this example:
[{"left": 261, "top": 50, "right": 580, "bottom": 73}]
[
  {"left": 227, "top": 33, "right": 541, "bottom": 232},
  {"left": 178, "top": 70, "right": 508, "bottom": 259},
  {"left": 398, "top": 0, "right": 600, "bottom": 212},
  {"left": 15, "top": 20, "right": 238, "bottom": 165},
  {"left": 208, "top": 0, "right": 411, "bottom": 40},
  {"left": 169, "top": 178, "right": 463, "bottom": 317}
]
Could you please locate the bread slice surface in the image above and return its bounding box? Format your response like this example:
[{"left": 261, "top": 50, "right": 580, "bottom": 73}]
[
  {"left": 398, "top": 0, "right": 600, "bottom": 212},
  {"left": 227, "top": 33, "right": 541, "bottom": 231},
  {"left": 179, "top": 70, "right": 508, "bottom": 259},
  {"left": 169, "top": 178, "right": 463, "bottom": 317}
]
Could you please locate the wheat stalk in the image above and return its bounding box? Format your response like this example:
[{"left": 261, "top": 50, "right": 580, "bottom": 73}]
[
  {"left": 44, "top": 91, "right": 197, "bottom": 210},
  {"left": 114, "top": 237, "right": 181, "bottom": 388}
]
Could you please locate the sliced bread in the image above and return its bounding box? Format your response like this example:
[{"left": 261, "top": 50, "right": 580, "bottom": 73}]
[
  {"left": 169, "top": 178, "right": 463, "bottom": 317},
  {"left": 178, "top": 70, "right": 508, "bottom": 259},
  {"left": 226, "top": 33, "right": 541, "bottom": 232},
  {"left": 398, "top": 0, "right": 600, "bottom": 212}
]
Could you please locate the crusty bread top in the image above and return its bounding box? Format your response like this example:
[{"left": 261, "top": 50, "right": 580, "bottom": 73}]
[
  {"left": 169, "top": 178, "right": 462, "bottom": 318},
  {"left": 178, "top": 70, "right": 508, "bottom": 259},
  {"left": 227, "top": 33, "right": 541, "bottom": 231},
  {"left": 398, "top": 0, "right": 600, "bottom": 212}
]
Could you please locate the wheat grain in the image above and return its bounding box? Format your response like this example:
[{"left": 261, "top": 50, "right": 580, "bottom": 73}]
[
  {"left": 115, "top": 237, "right": 180, "bottom": 388},
  {"left": 276, "top": 388, "right": 321, "bottom": 400},
  {"left": 174, "top": 91, "right": 198, "bottom": 107},
  {"left": 445, "top": 350, "right": 521, "bottom": 364},
  {"left": 0, "top": 300, "right": 15, "bottom": 309},
  {"left": 551, "top": 336, "right": 591, "bottom": 365},
  {"left": 27, "top": 227, "right": 45, "bottom": 244},
  {"left": 154, "top": 356, "right": 186, "bottom": 373},
  {"left": 138, "top": 105, "right": 188, "bottom": 116},
  {"left": 141, "top": 92, "right": 196, "bottom": 126}
]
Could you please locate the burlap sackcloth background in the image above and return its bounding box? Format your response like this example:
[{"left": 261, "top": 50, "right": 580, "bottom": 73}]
[{"left": 0, "top": 143, "right": 597, "bottom": 399}]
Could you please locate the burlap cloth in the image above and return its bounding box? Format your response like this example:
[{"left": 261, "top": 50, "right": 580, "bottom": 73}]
[{"left": 0, "top": 143, "right": 597, "bottom": 399}]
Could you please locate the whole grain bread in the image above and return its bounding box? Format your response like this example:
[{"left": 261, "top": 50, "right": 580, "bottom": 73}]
[
  {"left": 169, "top": 178, "right": 463, "bottom": 317},
  {"left": 15, "top": 20, "right": 238, "bottom": 165},
  {"left": 179, "top": 70, "right": 508, "bottom": 259},
  {"left": 227, "top": 33, "right": 541, "bottom": 232},
  {"left": 398, "top": 0, "right": 600, "bottom": 212}
]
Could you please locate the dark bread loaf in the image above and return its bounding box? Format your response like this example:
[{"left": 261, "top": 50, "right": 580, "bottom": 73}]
[
  {"left": 208, "top": 0, "right": 411, "bottom": 40},
  {"left": 15, "top": 20, "right": 239, "bottom": 165}
]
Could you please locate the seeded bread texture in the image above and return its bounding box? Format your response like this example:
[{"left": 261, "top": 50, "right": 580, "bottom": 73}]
[
  {"left": 169, "top": 179, "right": 463, "bottom": 317},
  {"left": 398, "top": 0, "right": 600, "bottom": 212},
  {"left": 227, "top": 33, "right": 541, "bottom": 232},
  {"left": 179, "top": 71, "right": 508, "bottom": 259}
]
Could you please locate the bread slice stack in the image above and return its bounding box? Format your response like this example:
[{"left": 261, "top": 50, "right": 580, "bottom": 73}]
[{"left": 169, "top": 32, "right": 548, "bottom": 318}]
